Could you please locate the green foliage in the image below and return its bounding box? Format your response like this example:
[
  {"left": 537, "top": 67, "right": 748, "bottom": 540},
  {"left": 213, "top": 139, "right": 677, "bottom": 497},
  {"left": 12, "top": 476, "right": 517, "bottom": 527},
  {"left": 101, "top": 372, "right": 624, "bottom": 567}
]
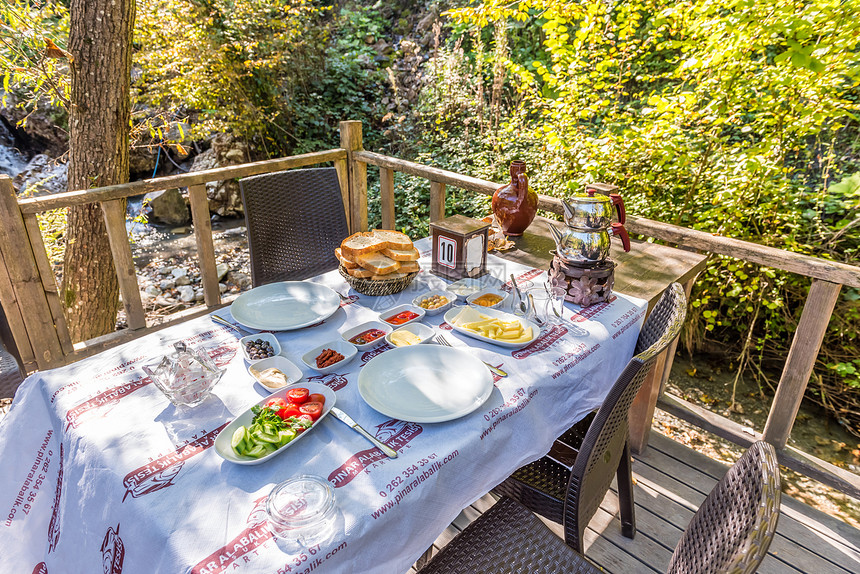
[
  {"left": 0, "top": 1, "right": 71, "bottom": 112},
  {"left": 442, "top": 0, "right": 860, "bottom": 419},
  {"left": 133, "top": 0, "right": 325, "bottom": 154}
]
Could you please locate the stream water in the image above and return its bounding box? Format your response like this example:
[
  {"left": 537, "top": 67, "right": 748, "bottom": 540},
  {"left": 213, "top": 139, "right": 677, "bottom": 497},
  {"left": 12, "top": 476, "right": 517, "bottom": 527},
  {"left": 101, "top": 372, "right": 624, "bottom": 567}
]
[{"left": 0, "top": 123, "right": 28, "bottom": 178}]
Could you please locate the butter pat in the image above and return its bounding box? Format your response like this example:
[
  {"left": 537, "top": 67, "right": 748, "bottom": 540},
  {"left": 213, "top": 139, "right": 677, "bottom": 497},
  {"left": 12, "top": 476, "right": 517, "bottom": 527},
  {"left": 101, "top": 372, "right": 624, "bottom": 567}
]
[{"left": 390, "top": 330, "right": 422, "bottom": 347}]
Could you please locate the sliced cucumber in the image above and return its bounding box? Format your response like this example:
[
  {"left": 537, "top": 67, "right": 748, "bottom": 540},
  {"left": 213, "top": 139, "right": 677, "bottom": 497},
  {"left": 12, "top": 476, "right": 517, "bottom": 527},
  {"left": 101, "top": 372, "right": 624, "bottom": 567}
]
[
  {"left": 277, "top": 428, "right": 296, "bottom": 447},
  {"left": 231, "top": 426, "right": 248, "bottom": 454},
  {"left": 245, "top": 444, "right": 267, "bottom": 458}
]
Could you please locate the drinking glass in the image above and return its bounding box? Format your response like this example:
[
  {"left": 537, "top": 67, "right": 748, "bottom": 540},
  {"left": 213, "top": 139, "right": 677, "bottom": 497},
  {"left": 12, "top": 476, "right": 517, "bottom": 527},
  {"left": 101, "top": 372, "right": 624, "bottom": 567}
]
[{"left": 546, "top": 282, "right": 566, "bottom": 324}]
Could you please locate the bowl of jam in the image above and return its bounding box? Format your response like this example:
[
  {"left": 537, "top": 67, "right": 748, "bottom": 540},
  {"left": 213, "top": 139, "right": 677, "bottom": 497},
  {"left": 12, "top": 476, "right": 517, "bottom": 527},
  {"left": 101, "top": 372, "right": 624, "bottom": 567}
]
[
  {"left": 341, "top": 321, "right": 393, "bottom": 351},
  {"left": 380, "top": 304, "right": 425, "bottom": 328}
]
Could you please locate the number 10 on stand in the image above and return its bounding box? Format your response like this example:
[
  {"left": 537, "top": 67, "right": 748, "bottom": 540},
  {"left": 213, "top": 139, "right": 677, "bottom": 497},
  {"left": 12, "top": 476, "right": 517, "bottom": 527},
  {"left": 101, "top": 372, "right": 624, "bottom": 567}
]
[{"left": 429, "top": 214, "right": 491, "bottom": 281}]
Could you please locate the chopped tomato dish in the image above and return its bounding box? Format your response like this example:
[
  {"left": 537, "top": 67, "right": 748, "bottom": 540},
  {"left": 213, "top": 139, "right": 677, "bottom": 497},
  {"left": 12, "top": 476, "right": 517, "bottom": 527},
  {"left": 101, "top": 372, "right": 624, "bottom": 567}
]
[
  {"left": 349, "top": 328, "right": 386, "bottom": 345},
  {"left": 384, "top": 310, "right": 419, "bottom": 325}
]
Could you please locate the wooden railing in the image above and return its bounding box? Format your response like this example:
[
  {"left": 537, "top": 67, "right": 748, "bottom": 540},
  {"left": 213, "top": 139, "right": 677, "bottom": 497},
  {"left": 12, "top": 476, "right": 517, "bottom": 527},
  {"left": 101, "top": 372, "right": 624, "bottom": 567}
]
[{"left": 1, "top": 120, "right": 859, "bottom": 497}]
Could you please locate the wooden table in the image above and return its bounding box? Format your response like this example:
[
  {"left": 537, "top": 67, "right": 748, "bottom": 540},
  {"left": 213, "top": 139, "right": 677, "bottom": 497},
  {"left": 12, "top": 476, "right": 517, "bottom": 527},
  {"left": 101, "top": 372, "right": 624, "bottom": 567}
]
[{"left": 494, "top": 216, "right": 709, "bottom": 452}]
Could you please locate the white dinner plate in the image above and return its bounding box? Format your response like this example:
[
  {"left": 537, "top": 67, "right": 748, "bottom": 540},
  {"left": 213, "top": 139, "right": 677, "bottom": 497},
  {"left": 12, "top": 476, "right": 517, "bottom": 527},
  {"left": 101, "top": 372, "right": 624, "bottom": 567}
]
[
  {"left": 358, "top": 346, "right": 494, "bottom": 423},
  {"left": 230, "top": 281, "right": 340, "bottom": 331},
  {"left": 443, "top": 306, "right": 540, "bottom": 349},
  {"left": 214, "top": 381, "right": 336, "bottom": 465}
]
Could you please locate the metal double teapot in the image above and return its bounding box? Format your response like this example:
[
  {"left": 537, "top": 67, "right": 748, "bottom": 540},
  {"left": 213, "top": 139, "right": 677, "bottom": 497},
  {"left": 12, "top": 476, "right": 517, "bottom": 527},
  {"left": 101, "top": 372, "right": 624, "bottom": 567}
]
[{"left": 549, "top": 188, "right": 631, "bottom": 266}]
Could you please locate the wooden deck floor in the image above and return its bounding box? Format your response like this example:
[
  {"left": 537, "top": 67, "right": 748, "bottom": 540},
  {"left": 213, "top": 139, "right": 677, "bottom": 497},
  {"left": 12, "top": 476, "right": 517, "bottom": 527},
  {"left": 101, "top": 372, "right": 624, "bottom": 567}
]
[{"left": 411, "top": 432, "right": 860, "bottom": 573}]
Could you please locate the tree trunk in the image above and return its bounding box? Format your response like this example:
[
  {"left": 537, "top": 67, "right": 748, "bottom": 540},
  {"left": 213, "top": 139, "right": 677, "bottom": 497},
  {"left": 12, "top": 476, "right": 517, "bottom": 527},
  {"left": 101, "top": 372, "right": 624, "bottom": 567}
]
[{"left": 62, "top": 0, "right": 135, "bottom": 342}]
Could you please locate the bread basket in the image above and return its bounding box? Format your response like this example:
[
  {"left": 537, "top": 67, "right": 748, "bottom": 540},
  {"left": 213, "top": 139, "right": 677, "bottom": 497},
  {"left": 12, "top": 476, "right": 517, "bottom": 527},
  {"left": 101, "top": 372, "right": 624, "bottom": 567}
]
[{"left": 338, "top": 266, "right": 418, "bottom": 296}]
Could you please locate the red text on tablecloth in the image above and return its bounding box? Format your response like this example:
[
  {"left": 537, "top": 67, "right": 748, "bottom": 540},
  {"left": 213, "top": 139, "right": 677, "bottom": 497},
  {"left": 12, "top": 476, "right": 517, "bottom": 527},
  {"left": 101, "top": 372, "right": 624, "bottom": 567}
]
[
  {"left": 192, "top": 496, "right": 273, "bottom": 574},
  {"left": 550, "top": 342, "right": 600, "bottom": 380},
  {"left": 611, "top": 309, "right": 647, "bottom": 340},
  {"left": 371, "top": 450, "right": 459, "bottom": 519},
  {"left": 479, "top": 389, "right": 539, "bottom": 441},
  {"left": 65, "top": 376, "right": 154, "bottom": 430},
  {"left": 501, "top": 269, "right": 544, "bottom": 293},
  {"left": 328, "top": 420, "right": 422, "bottom": 488},
  {"left": 361, "top": 344, "right": 393, "bottom": 365},
  {"left": 306, "top": 372, "right": 348, "bottom": 391},
  {"left": 5, "top": 429, "right": 53, "bottom": 527},
  {"left": 569, "top": 296, "right": 616, "bottom": 322},
  {"left": 512, "top": 324, "right": 568, "bottom": 359},
  {"left": 100, "top": 523, "right": 124, "bottom": 574},
  {"left": 122, "top": 423, "right": 229, "bottom": 501},
  {"left": 47, "top": 442, "right": 63, "bottom": 552},
  {"left": 275, "top": 541, "right": 347, "bottom": 574}
]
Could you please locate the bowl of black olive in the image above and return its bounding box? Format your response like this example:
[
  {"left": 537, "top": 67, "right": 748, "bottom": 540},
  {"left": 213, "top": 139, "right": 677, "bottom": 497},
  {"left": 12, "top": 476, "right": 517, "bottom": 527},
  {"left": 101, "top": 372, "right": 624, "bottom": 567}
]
[{"left": 239, "top": 333, "right": 281, "bottom": 363}]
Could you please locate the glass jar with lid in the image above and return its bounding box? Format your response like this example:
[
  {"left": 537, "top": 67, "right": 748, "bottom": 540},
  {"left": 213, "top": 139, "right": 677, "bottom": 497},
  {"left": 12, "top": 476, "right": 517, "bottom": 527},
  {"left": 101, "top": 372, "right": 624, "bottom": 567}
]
[{"left": 266, "top": 475, "right": 337, "bottom": 547}]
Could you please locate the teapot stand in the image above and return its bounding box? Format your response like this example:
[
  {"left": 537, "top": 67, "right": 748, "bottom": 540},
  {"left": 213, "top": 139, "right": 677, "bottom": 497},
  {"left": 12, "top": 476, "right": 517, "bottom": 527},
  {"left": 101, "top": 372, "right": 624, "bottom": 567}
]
[{"left": 549, "top": 254, "right": 615, "bottom": 308}]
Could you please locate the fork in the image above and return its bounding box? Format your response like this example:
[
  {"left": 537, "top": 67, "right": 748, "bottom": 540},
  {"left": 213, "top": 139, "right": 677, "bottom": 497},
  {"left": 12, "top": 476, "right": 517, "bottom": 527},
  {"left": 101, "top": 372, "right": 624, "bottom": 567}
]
[{"left": 436, "top": 334, "right": 508, "bottom": 378}]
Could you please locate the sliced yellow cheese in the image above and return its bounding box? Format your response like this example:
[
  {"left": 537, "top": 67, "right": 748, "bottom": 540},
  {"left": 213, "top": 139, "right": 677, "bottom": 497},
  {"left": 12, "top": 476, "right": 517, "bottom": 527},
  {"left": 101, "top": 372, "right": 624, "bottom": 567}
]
[{"left": 390, "top": 330, "right": 422, "bottom": 347}]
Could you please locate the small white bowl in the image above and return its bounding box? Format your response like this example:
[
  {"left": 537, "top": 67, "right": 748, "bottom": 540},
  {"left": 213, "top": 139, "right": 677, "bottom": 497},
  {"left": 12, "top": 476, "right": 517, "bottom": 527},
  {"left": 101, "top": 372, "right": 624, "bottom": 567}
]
[
  {"left": 446, "top": 276, "right": 503, "bottom": 301},
  {"left": 239, "top": 333, "right": 281, "bottom": 363},
  {"left": 412, "top": 290, "right": 454, "bottom": 316},
  {"left": 341, "top": 321, "right": 392, "bottom": 351},
  {"left": 385, "top": 323, "right": 436, "bottom": 347},
  {"left": 247, "top": 356, "right": 303, "bottom": 391},
  {"left": 466, "top": 288, "right": 509, "bottom": 310},
  {"left": 379, "top": 304, "right": 426, "bottom": 328},
  {"left": 301, "top": 340, "right": 357, "bottom": 374}
]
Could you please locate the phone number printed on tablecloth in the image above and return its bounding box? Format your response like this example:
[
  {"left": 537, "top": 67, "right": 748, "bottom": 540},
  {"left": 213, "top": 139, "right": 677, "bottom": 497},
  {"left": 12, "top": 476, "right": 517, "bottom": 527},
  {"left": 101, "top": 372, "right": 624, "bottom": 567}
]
[{"left": 371, "top": 450, "right": 459, "bottom": 519}]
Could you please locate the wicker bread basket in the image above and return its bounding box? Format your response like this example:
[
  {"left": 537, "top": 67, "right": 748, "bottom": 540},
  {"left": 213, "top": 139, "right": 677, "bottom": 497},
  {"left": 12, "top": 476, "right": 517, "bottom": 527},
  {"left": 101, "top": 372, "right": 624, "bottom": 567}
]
[{"left": 338, "top": 266, "right": 418, "bottom": 296}]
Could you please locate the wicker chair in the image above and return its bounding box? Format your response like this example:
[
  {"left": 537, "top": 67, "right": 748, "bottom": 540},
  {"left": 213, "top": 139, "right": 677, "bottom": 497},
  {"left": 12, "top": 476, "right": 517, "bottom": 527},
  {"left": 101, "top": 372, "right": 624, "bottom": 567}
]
[
  {"left": 418, "top": 441, "right": 781, "bottom": 574},
  {"left": 239, "top": 167, "right": 348, "bottom": 287},
  {"left": 491, "top": 282, "right": 687, "bottom": 551}
]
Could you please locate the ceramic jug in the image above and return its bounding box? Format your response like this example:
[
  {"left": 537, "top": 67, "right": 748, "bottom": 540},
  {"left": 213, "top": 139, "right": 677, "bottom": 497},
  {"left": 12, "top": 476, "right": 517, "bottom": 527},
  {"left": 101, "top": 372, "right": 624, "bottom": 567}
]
[{"left": 492, "top": 160, "right": 537, "bottom": 236}]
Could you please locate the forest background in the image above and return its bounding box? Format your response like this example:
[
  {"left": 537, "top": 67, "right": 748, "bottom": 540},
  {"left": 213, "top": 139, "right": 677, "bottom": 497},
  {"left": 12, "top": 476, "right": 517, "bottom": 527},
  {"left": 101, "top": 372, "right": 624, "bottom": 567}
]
[{"left": 2, "top": 0, "right": 860, "bottom": 494}]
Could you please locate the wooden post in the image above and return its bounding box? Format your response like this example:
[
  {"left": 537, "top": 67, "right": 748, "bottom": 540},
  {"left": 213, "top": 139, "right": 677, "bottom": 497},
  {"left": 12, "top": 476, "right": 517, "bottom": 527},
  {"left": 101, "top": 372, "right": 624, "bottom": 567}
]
[
  {"left": 22, "top": 214, "right": 74, "bottom": 355},
  {"left": 380, "top": 167, "right": 395, "bottom": 230},
  {"left": 430, "top": 181, "right": 446, "bottom": 223},
  {"left": 101, "top": 199, "right": 146, "bottom": 330},
  {"left": 188, "top": 184, "right": 220, "bottom": 307},
  {"left": 0, "top": 237, "right": 38, "bottom": 370},
  {"left": 628, "top": 278, "right": 695, "bottom": 454},
  {"left": 0, "top": 175, "right": 65, "bottom": 368},
  {"left": 339, "top": 121, "right": 367, "bottom": 233},
  {"left": 763, "top": 279, "right": 842, "bottom": 448},
  {"left": 334, "top": 157, "right": 350, "bottom": 231}
]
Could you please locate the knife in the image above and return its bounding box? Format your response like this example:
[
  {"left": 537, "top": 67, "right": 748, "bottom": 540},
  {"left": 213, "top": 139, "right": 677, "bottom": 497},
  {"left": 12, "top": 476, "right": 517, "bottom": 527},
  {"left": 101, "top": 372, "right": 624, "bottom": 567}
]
[
  {"left": 210, "top": 314, "right": 250, "bottom": 335},
  {"left": 330, "top": 407, "right": 398, "bottom": 459}
]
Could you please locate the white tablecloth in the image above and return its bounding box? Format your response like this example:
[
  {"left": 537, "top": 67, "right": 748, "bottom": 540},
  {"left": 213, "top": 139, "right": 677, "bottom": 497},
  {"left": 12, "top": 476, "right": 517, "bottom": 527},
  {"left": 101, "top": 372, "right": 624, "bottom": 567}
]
[{"left": 0, "top": 243, "right": 646, "bottom": 573}]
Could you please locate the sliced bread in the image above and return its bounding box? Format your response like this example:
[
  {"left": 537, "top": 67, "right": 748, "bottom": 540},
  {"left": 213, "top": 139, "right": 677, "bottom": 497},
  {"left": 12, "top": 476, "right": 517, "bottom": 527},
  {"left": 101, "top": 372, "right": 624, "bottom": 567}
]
[
  {"left": 398, "top": 261, "right": 420, "bottom": 273},
  {"left": 381, "top": 247, "right": 420, "bottom": 261},
  {"left": 335, "top": 248, "right": 359, "bottom": 269},
  {"left": 340, "top": 232, "right": 387, "bottom": 259},
  {"left": 356, "top": 251, "right": 401, "bottom": 275},
  {"left": 371, "top": 229, "right": 414, "bottom": 251}
]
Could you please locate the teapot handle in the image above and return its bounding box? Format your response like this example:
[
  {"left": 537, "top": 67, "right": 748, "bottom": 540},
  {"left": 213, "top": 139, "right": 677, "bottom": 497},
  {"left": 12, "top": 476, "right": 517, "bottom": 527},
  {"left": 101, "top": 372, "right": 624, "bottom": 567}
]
[
  {"left": 611, "top": 223, "right": 631, "bottom": 252},
  {"left": 610, "top": 193, "right": 626, "bottom": 225}
]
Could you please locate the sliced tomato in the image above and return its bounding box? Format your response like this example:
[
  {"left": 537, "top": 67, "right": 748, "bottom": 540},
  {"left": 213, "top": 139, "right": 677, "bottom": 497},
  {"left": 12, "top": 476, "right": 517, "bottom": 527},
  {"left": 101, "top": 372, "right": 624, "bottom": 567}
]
[
  {"left": 299, "top": 401, "right": 324, "bottom": 421},
  {"left": 286, "top": 388, "right": 310, "bottom": 404},
  {"left": 278, "top": 405, "right": 301, "bottom": 420},
  {"left": 308, "top": 393, "right": 326, "bottom": 406}
]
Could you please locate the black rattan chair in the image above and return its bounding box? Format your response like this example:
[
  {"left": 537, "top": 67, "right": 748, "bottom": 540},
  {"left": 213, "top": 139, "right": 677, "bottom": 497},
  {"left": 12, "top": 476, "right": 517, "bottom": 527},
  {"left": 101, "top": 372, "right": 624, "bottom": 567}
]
[
  {"left": 418, "top": 441, "right": 781, "bottom": 574},
  {"left": 491, "top": 282, "right": 687, "bottom": 551},
  {"left": 239, "top": 167, "right": 348, "bottom": 286}
]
